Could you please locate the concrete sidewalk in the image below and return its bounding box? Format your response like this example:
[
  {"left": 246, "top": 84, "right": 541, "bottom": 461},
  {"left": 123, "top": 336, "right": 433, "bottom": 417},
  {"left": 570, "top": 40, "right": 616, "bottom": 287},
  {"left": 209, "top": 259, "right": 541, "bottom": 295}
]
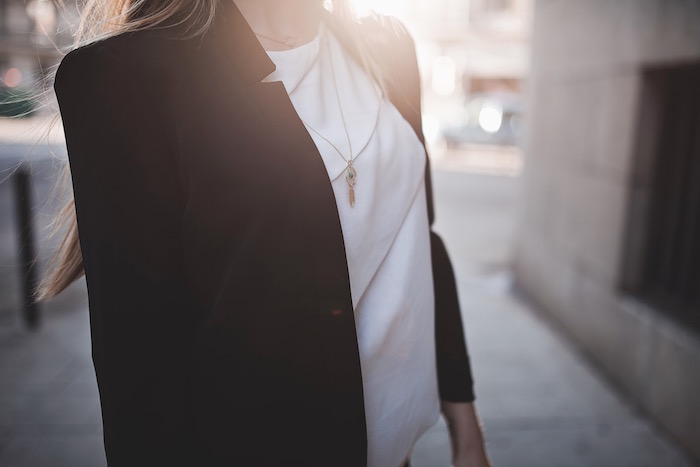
[
  {"left": 0, "top": 169, "right": 696, "bottom": 466},
  {"left": 412, "top": 171, "right": 696, "bottom": 467}
]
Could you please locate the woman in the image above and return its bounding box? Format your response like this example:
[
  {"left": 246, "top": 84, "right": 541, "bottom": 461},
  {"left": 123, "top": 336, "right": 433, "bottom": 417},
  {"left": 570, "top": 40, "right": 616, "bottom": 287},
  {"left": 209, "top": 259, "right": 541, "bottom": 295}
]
[{"left": 40, "top": 0, "right": 490, "bottom": 465}]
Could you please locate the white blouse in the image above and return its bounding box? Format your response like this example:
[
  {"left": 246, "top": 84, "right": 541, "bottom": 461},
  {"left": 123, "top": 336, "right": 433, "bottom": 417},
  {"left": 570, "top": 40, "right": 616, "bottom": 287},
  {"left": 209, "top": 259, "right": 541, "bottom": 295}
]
[{"left": 262, "top": 23, "right": 440, "bottom": 467}]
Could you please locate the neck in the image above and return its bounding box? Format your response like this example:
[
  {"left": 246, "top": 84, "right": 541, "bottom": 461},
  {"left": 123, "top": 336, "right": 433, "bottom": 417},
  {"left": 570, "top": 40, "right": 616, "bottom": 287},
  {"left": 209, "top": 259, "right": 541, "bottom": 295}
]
[{"left": 232, "top": 0, "right": 322, "bottom": 50}]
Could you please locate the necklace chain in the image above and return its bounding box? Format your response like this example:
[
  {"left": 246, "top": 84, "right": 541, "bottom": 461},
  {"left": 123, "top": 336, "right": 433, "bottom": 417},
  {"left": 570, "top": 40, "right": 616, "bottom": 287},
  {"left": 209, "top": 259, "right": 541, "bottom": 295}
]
[
  {"left": 299, "top": 31, "right": 359, "bottom": 207},
  {"left": 254, "top": 31, "right": 299, "bottom": 48}
]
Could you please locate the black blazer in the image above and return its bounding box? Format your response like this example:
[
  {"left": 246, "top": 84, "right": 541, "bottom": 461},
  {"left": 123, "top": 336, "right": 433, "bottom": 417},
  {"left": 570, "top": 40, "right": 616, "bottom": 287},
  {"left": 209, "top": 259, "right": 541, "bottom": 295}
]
[{"left": 55, "top": 2, "right": 474, "bottom": 465}]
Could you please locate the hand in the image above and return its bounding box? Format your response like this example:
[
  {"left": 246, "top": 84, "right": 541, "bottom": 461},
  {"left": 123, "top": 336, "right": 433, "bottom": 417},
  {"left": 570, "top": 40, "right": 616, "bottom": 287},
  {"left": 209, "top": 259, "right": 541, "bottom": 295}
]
[{"left": 441, "top": 400, "right": 491, "bottom": 467}]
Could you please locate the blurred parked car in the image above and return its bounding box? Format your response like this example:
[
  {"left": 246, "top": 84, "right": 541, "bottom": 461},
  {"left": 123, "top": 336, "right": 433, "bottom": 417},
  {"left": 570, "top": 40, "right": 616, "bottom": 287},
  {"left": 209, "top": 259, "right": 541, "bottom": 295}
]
[
  {"left": 0, "top": 86, "right": 36, "bottom": 118},
  {"left": 440, "top": 92, "right": 524, "bottom": 147}
]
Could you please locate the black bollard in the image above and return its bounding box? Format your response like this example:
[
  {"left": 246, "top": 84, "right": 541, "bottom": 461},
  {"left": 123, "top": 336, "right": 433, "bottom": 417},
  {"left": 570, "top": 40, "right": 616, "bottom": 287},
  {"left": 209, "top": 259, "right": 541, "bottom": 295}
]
[{"left": 14, "top": 167, "right": 40, "bottom": 329}]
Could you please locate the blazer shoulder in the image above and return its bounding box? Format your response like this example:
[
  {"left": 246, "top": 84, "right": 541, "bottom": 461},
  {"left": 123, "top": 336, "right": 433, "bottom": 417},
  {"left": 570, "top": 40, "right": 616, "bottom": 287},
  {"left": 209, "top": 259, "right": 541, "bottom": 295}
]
[
  {"left": 358, "top": 13, "right": 417, "bottom": 56},
  {"left": 355, "top": 13, "right": 422, "bottom": 113},
  {"left": 54, "top": 30, "right": 177, "bottom": 94},
  {"left": 355, "top": 13, "right": 421, "bottom": 99}
]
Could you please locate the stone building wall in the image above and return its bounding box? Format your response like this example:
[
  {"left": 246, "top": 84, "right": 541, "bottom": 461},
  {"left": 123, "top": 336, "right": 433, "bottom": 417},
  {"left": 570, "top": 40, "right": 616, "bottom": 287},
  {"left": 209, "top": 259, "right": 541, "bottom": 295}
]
[{"left": 513, "top": 0, "right": 700, "bottom": 461}]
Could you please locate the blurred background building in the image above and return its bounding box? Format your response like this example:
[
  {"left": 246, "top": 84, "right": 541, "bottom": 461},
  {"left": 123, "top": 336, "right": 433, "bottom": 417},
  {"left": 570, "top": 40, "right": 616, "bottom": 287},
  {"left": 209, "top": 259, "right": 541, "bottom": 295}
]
[
  {"left": 514, "top": 0, "right": 700, "bottom": 461},
  {"left": 0, "top": 0, "right": 76, "bottom": 116},
  {"left": 411, "top": 0, "right": 531, "bottom": 95},
  {"left": 407, "top": 0, "right": 531, "bottom": 153}
]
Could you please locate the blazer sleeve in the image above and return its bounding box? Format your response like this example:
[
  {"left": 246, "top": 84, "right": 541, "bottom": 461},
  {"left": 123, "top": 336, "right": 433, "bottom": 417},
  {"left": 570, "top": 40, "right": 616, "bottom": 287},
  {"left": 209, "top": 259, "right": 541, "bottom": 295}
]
[
  {"left": 54, "top": 43, "right": 196, "bottom": 465},
  {"left": 379, "top": 21, "right": 476, "bottom": 403},
  {"left": 425, "top": 101, "right": 476, "bottom": 403}
]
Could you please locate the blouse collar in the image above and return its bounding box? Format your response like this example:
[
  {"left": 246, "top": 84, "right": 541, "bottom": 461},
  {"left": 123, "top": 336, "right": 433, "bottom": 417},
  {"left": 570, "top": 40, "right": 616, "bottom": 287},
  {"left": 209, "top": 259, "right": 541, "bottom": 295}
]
[{"left": 263, "top": 24, "right": 383, "bottom": 182}]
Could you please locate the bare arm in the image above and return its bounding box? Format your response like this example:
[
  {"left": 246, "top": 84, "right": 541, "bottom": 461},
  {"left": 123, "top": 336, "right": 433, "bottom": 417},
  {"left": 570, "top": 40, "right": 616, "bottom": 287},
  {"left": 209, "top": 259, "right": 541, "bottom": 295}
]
[{"left": 441, "top": 401, "right": 491, "bottom": 467}]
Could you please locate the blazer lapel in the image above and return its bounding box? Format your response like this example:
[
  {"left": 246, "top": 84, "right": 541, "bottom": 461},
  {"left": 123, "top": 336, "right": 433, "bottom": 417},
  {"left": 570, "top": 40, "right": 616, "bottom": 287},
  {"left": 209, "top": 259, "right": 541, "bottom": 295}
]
[
  {"left": 205, "top": 0, "right": 276, "bottom": 85},
  {"left": 198, "top": 3, "right": 369, "bottom": 460}
]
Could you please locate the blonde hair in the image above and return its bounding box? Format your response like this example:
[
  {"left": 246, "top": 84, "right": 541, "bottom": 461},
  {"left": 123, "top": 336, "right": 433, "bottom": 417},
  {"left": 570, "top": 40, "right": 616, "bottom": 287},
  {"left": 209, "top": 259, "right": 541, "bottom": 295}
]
[{"left": 37, "top": 0, "right": 400, "bottom": 301}]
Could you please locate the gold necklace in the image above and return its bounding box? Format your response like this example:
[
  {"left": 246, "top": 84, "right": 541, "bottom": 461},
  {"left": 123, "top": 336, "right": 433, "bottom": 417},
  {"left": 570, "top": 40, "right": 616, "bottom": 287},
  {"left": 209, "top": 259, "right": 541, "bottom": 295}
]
[
  {"left": 300, "top": 32, "right": 359, "bottom": 207},
  {"left": 254, "top": 31, "right": 301, "bottom": 49}
]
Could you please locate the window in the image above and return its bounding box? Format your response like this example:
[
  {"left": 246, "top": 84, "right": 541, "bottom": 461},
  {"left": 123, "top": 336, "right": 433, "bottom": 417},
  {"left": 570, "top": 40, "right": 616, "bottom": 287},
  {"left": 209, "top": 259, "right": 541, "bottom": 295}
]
[{"left": 623, "top": 62, "right": 700, "bottom": 333}]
